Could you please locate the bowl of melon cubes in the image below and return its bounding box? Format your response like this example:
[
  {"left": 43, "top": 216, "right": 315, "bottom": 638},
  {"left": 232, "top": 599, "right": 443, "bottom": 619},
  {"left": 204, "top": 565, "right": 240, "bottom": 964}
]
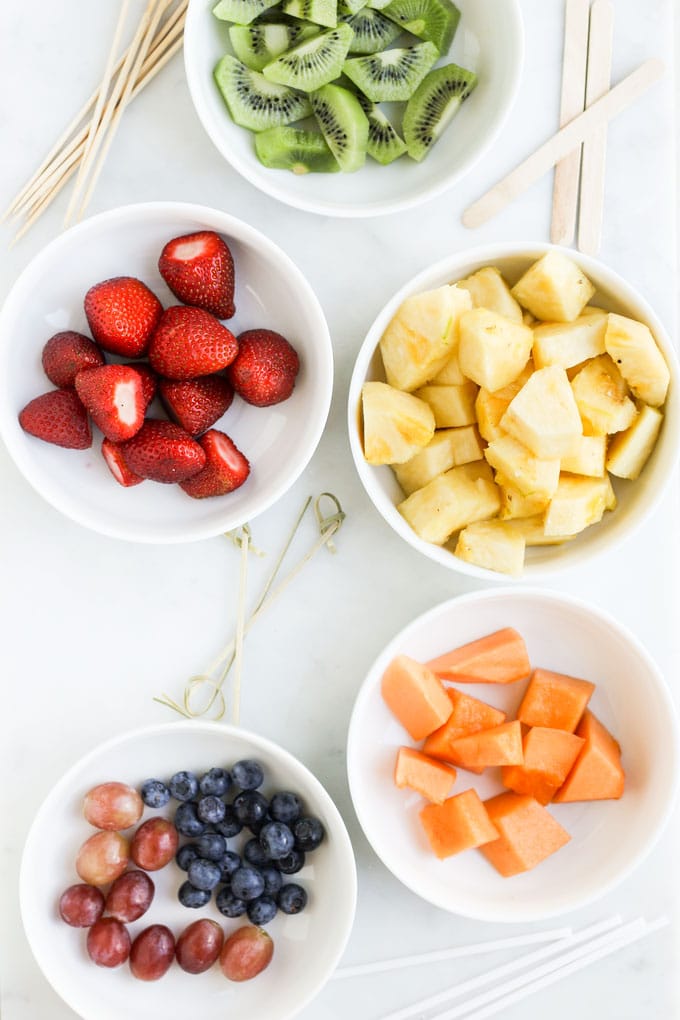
[
  {"left": 348, "top": 243, "right": 680, "bottom": 579},
  {"left": 347, "top": 588, "right": 680, "bottom": 921}
]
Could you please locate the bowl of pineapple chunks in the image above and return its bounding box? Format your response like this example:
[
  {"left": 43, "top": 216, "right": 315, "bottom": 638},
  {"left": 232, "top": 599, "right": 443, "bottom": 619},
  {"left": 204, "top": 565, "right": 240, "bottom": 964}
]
[{"left": 348, "top": 244, "right": 679, "bottom": 578}]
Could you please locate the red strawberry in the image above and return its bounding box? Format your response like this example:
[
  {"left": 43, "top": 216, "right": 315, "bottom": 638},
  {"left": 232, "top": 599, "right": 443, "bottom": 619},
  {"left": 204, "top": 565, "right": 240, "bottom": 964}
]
[
  {"left": 158, "top": 231, "right": 235, "bottom": 319},
  {"left": 101, "top": 438, "right": 144, "bottom": 487},
  {"left": 75, "top": 365, "right": 146, "bottom": 443},
  {"left": 148, "top": 306, "right": 238, "bottom": 380},
  {"left": 180, "top": 429, "right": 250, "bottom": 499},
  {"left": 84, "top": 277, "right": 163, "bottom": 357},
  {"left": 120, "top": 419, "right": 206, "bottom": 483},
  {"left": 228, "top": 329, "right": 299, "bottom": 407},
  {"left": 19, "top": 389, "right": 92, "bottom": 449},
  {"left": 42, "top": 331, "right": 104, "bottom": 388},
  {"left": 122, "top": 362, "right": 157, "bottom": 408},
  {"left": 158, "top": 375, "right": 234, "bottom": 436}
]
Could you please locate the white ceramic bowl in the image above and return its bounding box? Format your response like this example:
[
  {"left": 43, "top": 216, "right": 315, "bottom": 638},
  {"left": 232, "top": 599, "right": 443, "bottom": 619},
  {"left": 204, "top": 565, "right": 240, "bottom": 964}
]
[
  {"left": 183, "top": 0, "right": 523, "bottom": 217},
  {"left": 347, "top": 242, "right": 680, "bottom": 581},
  {"left": 0, "top": 202, "right": 333, "bottom": 543},
  {"left": 347, "top": 588, "right": 679, "bottom": 922},
  {"left": 21, "top": 720, "right": 357, "bottom": 1020}
]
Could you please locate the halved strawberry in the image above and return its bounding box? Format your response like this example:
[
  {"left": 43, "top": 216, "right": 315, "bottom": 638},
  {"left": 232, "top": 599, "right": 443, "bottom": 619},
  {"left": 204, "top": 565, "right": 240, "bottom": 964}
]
[
  {"left": 101, "top": 438, "right": 144, "bottom": 487},
  {"left": 148, "top": 306, "right": 238, "bottom": 380},
  {"left": 84, "top": 277, "right": 163, "bottom": 357},
  {"left": 158, "top": 375, "right": 234, "bottom": 436},
  {"left": 158, "top": 231, "right": 235, "bottom": 319},
  {"left": 120, "top": 419, "right": 206, "bottom": 483},
  {"left": 75, "top": 365, "right": 146, "bottom": 443},
  {"left": 228, "top": 329, "right": 299, "bottom": 407},
  {"left": 19, "top": 389, "right": 92, "bottom": 449},
  {"left": 180, "top": 429, "right": 250, "bottom": 499},
  {"left": 122, "top": 362, "right": 157, "bottom": 409},
  {"left": 42, "top": 331, "right": 104, "bottom": 388}
]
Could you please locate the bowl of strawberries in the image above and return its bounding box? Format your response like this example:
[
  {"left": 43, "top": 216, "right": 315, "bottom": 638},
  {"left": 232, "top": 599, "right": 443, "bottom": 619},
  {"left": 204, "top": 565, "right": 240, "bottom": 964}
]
[{"left": 0, "top": 202, "right": 333, "bottom": 542}]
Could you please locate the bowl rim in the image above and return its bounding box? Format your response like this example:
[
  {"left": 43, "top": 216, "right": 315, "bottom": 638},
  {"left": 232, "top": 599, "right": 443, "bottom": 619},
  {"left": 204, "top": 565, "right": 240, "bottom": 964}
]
[
  {"left": 183, "top": 0, "right": 525, "bottom": 218},
  {"left": 347, "top": 240, "right": 680, "bottom": 581},
  {"left": 0, "top": 201, "right": 334, "bottom": 544},
  {"left": 20, "top": 718, "right": 358, "bottom": 1020},
  {"left": 346, "top": 585, "right": 680, "bottom": 922}
]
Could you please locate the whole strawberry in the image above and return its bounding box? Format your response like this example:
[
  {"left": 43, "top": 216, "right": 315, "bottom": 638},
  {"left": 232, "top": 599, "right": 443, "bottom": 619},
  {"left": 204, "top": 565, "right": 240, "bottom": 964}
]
[
  {"left": 84, "top": 277, "right": 163, "bottom": 357},
  {"left": 120, "top": 419, "right": 206, "bottom": 483},
  {"left": 101, "top": 438, "right": 144, "bottom": 487},
  {"left": 228, "top": 329, "right": 299, "bottom": 407},
  {"left": 180, "top": 429, "right": 250, "bottom": 499},
  {"left": 42, "top": 331, "right": 104, "bottom": 388},
  {"left": 148, "top": 306, "right": 238, "bottom": 380},
  {"left": 159, "top": 375, "right": 234, "bottom": 436},
  {"left": 75, "top": 364, "right": 146, "bottom": 443},
  {"left": 158, "top": 231, "right": 235, "bottom": 320},
  {"left": 19, "top": 389, "right": 92, "bottom": 449}
]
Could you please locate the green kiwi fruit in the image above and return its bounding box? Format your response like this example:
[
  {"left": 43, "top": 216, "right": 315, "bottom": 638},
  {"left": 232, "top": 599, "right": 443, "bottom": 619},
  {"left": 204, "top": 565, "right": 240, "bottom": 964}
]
[
  {"left": 229, "top": 22, "right": 319, "bottom": 71},
  {"left": 382, "top": 0, "right": 460, "bottom": 54},
  {"left": 355, "top": 93, "right": 407, "bottom": 164},
  {"left": 402, "top": 61, "right": 477, "bottom": 160},
  {"left": 214, "top": 54, "right": 312, "bottom": 131},
  {"left": 282, "top": 0, "right": 338, "bottom": 27},
  {"left": 255, "top": 126, "right": 341, "bottom": 172},
  {"left": 343, "top": 8, "right": 401, "bottom": 55},
  {"left": 213, "top": 0, "right": 280, "bottom": 26},
  {"left": 262, "top": 23, "right": 353, "bottom": 91},
  {"left": 338, "top": 0, "right": 368, "bottom": 14},
  {"left": 310, "top": 83, "right": 369, "bottom": 171},
  {"left": 342, "top": 40, "right": 438, "bottom": 102}
]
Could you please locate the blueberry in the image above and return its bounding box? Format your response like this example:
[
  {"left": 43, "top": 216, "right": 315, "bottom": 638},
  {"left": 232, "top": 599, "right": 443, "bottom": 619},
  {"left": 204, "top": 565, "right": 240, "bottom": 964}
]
[
  {"left": 188, "top": 858, "right": 222, "bottom": 892},
  {"left": 199, "top": 767, "right": 231, "bottom": 797},
  {"left": 259, "top": 821, "right": 295, "bottom": 861},
  {"left": 197, "top": 795, "right": 226, "bottom": 825},
  {"left": 219, "top": 850, "right": 242, "bottom": 883},
  {"left": 194, "top": 833, "right": 227, "bottom": 862},
  {"left": 260, "top": 865, "right": 283, "bottom": 898},
  {"left": 216, "top": 888, "right": 247, "bottom": 918},
  {"left": 214, "top": 805, "right": 243, "bottom": 839},
  {"left": 247, "top": 895, "right": 277, "bottom": 925},
  {"left": 169, "top": 771, "right": 199, "bottom": 802},
  {"left": 174, "top": 802, "right": 207, "bottom": 838},
  {"left": 270, "top": 791, "right": 302, "bottom": 824},
  {"left": 230, "top": 866, "right": 265, "bottom": 902},
  {"left": 294, "top": 816, "right": 325, "bottom": 852},
  {"left": 277, "top": 848, "right": 305, "bottom": 875},
  {"left": 248, "top": 814, "right": 271, "bottom": 837},
  {"left": 175, "top": 843, "right": 200, "bottom": 872},
  {"left": 278, "top": 883, "right": 308, "bottom": 915},
  {"left": 140, "top": 778, "right": 170, "bottom": 809},
  {"left": 231, "top": 759, "right": 264, "bottom": 790},
  {"left": 233, "top": 791, "right": 269, "bottom": 828},
  {"left": 178, "top": 881, "right": 211, "bottom": 909},
  {"left": 244, "top": 838, "right": 271, "bottom": 868}
]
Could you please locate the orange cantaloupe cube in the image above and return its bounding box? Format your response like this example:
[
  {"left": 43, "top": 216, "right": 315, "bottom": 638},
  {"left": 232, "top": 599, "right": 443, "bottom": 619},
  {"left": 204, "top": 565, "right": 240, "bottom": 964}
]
[
  {"left": 423, "top": 689, "right": 507, "bottom": 763},
  {"left": 517, "top": 667, "right": 595, "bottom": 732},
  {"left": 553, "top": 710, "right": 625, "bottom": 802},
  {"left": 443, "top": 720, "right": 524, "bottom": 773},
  {"left": 394, "top": 747, "right": 457, "bottom": 804},
  {"left": 381, "top": 655, "right": 453, "bottom": 740},
  {"left": 501, "top": 727, "right": 585, "bottom": 804},
  {"left": 420, "top": 788, "right": 498, "bottom": 859},
  {"left": 479, "top": 792, "right": 571, "bottom": 876},
  {"left": 426, "top": 628, "right": 531, "bottom": 684}
]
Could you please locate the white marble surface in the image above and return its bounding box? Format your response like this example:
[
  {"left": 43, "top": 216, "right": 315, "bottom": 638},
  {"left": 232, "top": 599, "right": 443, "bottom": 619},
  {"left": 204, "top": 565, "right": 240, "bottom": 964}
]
[{"left": 0, "top": 1, "right": 678, "bottom": 1018}]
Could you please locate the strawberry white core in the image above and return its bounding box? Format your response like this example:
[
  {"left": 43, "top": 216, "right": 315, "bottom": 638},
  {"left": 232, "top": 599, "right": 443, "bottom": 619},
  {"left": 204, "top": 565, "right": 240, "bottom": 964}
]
[
  {"left": 172, "top": 239, "right": 207, "bottom": 261},
  {"left": 213, "top": 432, "right": 240, "bottom": 468},
  {"left": 114, "top": 381, "right": 140, "bottom": 425}
]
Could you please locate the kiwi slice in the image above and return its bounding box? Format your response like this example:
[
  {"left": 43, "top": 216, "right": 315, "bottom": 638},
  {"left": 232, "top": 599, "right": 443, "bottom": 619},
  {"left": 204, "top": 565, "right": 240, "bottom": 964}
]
[
  {"left": 255, "top": 126, "right": 341, "bottom": 172},
  {"left": 263, "top": 23, "right": 353, "bottom": 91},
  {"left": 382, "top": 0, "right": 460, "bottom": 54},
  {"left": 343, "top": 8, "right": 401, "bottom": 55},
  {"left": 282, "top": 0, "right": 338, "bottom": 28},
  {"left": 367, "top": 0, "right": 392, "bottom": 10},
  {"left": 229, "top": 23, "right": 319, "bottom": 71},
  {"left": 213, "top": 0, "right": 279, "bottom": 25},
  {"left": 214, "top": 54, "right": 312, "bottom": 131},
  {"left": 355, "top": 93, "right": 407, "bottom": 164},
  {"left": 310, "top": 83, "right": 369, "bottom": 171},
  {"left": 342, "top": 40, "right": 438, "bottom": 102},
  {"left": 338, "top": 0, "right": 368, "bottom": 13},
  {"left": 403, "top": 61, "right": 477, "bottom": 160}
]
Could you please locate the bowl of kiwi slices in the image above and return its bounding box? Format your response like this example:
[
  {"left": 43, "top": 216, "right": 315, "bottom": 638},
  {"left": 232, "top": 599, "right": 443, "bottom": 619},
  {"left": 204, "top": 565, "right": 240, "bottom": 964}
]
[{"left": 184, "top": 0, "right": 523, "bottom": 216}]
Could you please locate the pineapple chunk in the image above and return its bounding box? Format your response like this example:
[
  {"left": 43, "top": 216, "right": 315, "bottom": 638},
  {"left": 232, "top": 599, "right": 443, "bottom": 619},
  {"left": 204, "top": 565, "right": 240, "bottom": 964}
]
[
  {"left": 511, "top": 252, "right": 595, "bottom": 322},
  {"left": 603, "top": 473, "right": 617, "bottom": 510},
  {"left": 458, "top": 308, "right": 533, "bottom": 391},
  {"left": 414, "top": 382, "right": 478, "bottom": 427},
  {"left": 503, "top": 516, "right": 575, "bottom": 546},
  {"left": 379, "top": 285, "right": 472, "bottom": 392},
  {"left": 523, "top": 311, "right": 537, "bottom": 326},
  {"left": 474, "top": 361, "right": 534, "bottom": 443},
  {"left": 570, "top": 355, "right": 638, "bottom": 435},
  {"left": 606, "top": 404, "right": 663, "bottom": 479},
  {"left": 500, "top": 366, "right": 583, "bottom": 459},
  {"left": 429, "top": 348, "right": 466, "bottom": 385},
  {"left": 604, "top": 313, "right": 670, "bottom": 407},
  {"left": 496, "top": 474, "right": 551, "bottom": 520},
  {"left": 457, "top": 267, "right": 523, "bottom": 323},
  {"left": 485, "top": 434, "right": 560, "bottom": 500},
  {"left": 361, "top": 382, "right": 435, "bottom": 465},
  {"left": 532, "top": 311, "right": 607, "bottom": 369},
  {"left": 455, "top": 520, "right": 526, "bottom": 576},
  {"left": 398, "top": 464, "right": 500, "bottom": 545},
  {"left": 393, "top": 426, "right": 484, "bottom": 495},
  {"left": 560, "top": 434, "right": 607, "bottom": 477},
  {"left": 543, "top": 474, "right": 609, "bottom": 536}
]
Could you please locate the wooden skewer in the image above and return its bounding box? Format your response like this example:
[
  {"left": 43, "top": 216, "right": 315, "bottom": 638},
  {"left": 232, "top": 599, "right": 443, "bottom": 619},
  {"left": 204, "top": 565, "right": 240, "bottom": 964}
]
[
  {"left": 578, "top": 0, "right": 614, "bottom": 254},
  {"left": 462, "top": 58, "right": 664, "bottom": 230},
  {"left": 132, "top": 28, "right": 185, "bottom": 97},
  {"left": 11, "top": 161, "right": 80, "bottom": 247},
  {"left": 10, "top": 126, "right": 89, "bottom": 219}
]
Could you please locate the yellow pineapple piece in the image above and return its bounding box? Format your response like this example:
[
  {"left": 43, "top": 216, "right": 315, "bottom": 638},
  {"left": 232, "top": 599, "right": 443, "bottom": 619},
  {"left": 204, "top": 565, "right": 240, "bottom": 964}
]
[
  {"left": 523, "top": 311, "right": 537, "bottom": 326},
  {"left": 455, "top": 520, "right": 526, "bottom": 576},
  {"left": 398, "top": 464, "right": 500, "bottom": 545},
  {"left": 603, "top": 473, "right": 617, "bottom": 510},
  {"left": 503, "top": 516, "right": 575, "bottom": 546},
  {"left": 393, "top": 426, "right": 484, "bottom": 495},
  {"left": 511, "top": 252, "right": 595, "bottom": 322},
  {"left": 456, "top": 267, "right": 523, "bottom": 323},
  {"left": 484, "top": 434, "right": 560, "bottom": 500},
  {"left": 543, "top": 474, "right": 610, "bottom": 536},
  {"left": 414, "top": 382, "right": 478, "bottom": 428},
  {"left": 429, "top": 348, "right": 466, "bottom": 385},
  {"left": 500, "top": 366, "right": 583, "bottom": 459},
  {"left": 560, "top": 434, "right": 607, "bottom": 477},
  {"left": 458, "top": 308, "right": 533, "bottom": 391},
  {"left": 570, "top": 355, "right": 638, "bottom": 435},
  {"left": 606, "top": 404, "right": 663, "bottom": 479},
  {"left": 455, "top": 459, "right": 495, "bottom": 483},
  {"left": 604, "top": 313, "right": 670, "bottom": 407},
  {"left": 380, "top": 285, "right": 472, "bottom": 392},
  {"left": 532, "top": 311, "right": 607, "bottom": 369},
  {"left": 496, "top": 474, "right": 551, "bottom": 520},
  {"left": 361, "top": 381, "right": 435, "bottom": 465},
  {"left": 474, "top": 361, "right": 535, "bottom": 443}
]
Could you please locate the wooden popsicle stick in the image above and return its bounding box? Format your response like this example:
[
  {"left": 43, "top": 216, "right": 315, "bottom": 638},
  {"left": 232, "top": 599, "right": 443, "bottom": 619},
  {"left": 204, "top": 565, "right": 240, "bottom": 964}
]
[
  {"left": 578, "top": 0, "right": 614, "bottom": 254},
  {"left": 462, "top": 58, "right": 664, "bottom": 230},
  {"left": 550, "top": 0, "right": 590, "bottom": 245}
]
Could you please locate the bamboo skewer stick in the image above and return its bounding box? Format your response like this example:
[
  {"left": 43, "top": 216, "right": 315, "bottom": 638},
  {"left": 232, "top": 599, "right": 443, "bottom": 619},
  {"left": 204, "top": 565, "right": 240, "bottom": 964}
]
[{"left": 578, "top": 0, "right": 614, "bottom": 254}]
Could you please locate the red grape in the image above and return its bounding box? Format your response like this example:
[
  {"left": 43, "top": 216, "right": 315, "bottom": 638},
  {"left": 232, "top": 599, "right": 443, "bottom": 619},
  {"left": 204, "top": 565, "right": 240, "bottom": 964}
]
[
  {"left": 220, "top": 925, "right": 274, "bottom": 982},
  {"left": 130, "top": 817, "right": 178, "bottom": 871},
  {"left": 176, "top": 919, "right": 223, "bottom": 974},
  {"left": 76, "top": 831, "right": 129, "bottom": 886},
  {"left": 105, "top": 870, "right": 155, "bottom": 923},
  {"left": 59, "top": 884, "right": 105, "bottom": 927},
  {"left": 83, "top": 782, "right": 143, "bottom": 831},
  {"left": 130, "top": 924, "right": 175, "bottom": 981},
  {"left": 87, "top": 918, "right": 131, "bottom": 967}
]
